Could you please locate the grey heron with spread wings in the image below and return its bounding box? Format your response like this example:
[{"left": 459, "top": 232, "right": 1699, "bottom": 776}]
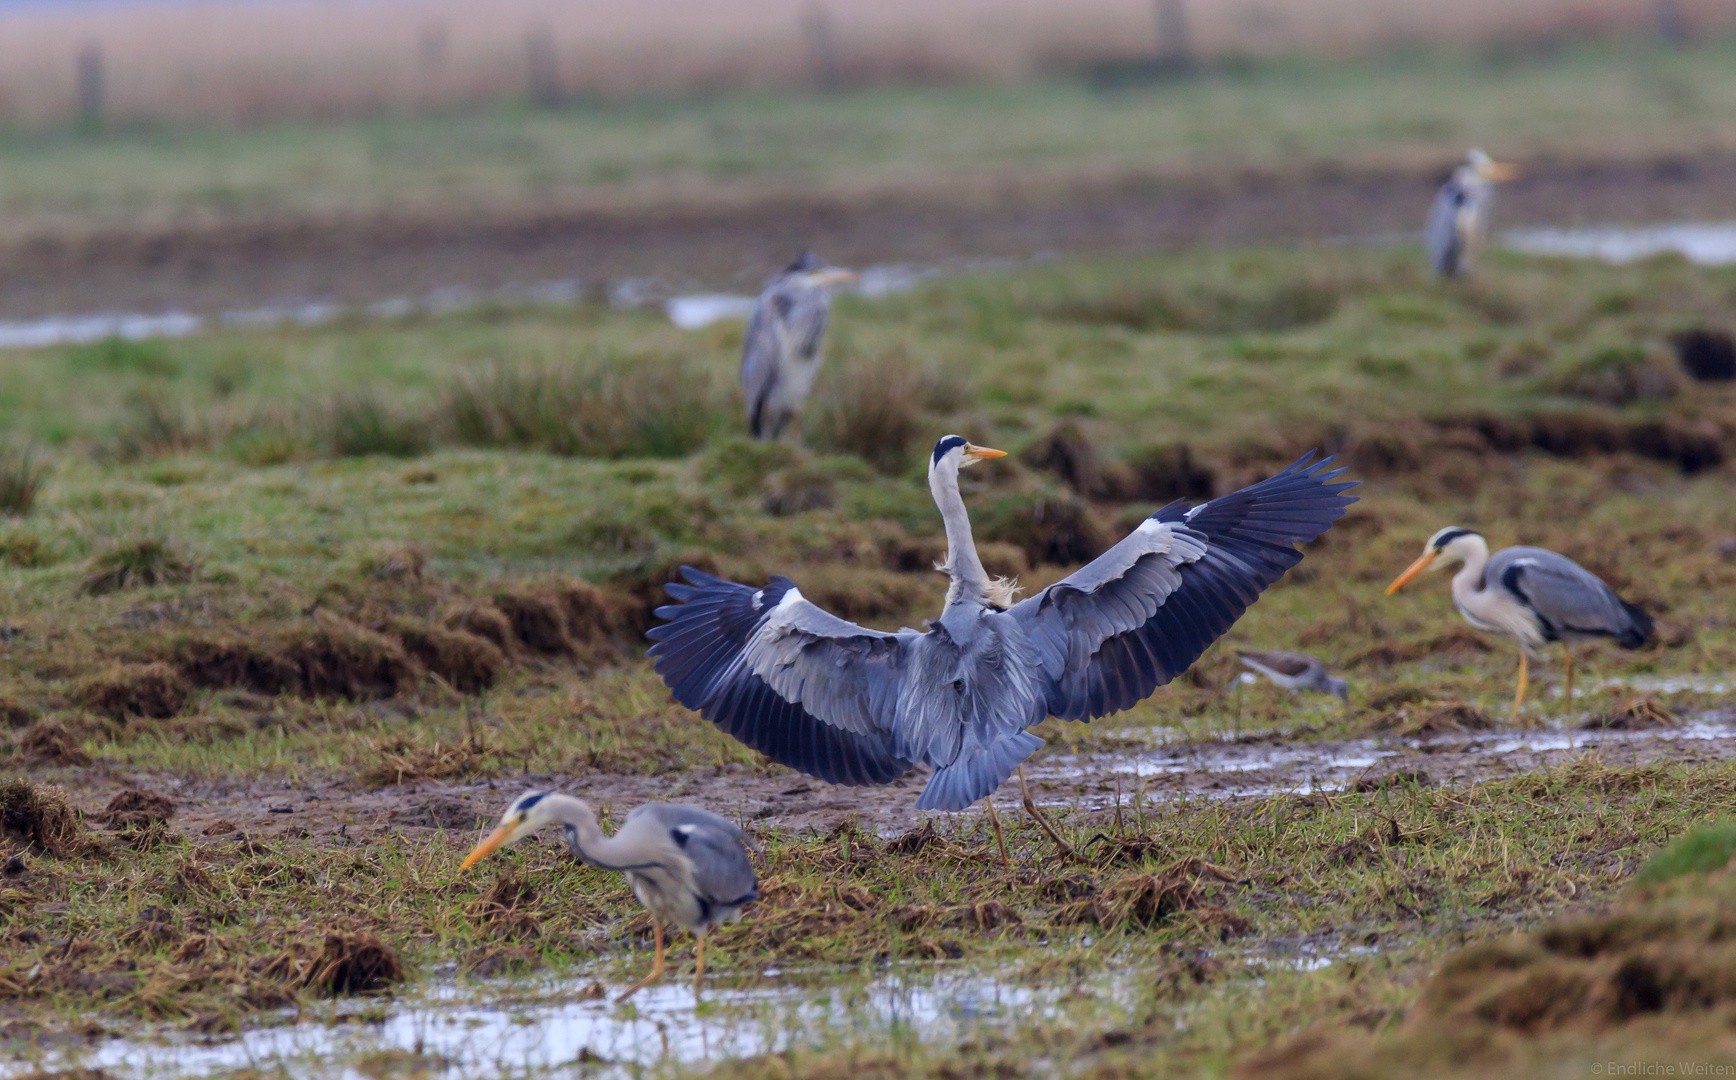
[
  {"left": 461, "top": 792, "right": 757, "bottom": 1000},
  {"left": 1386, "top": 527, "right": 1654, "bottom": 718},
  {"left": 647, "top": 436, "right": 1355, "bottom": 844},
  {"left": 1426, "top": 149, "right": 1520, "bottom": 278},
  {"left": 742, "top": 251, "right": 859, "bottom": 440}
]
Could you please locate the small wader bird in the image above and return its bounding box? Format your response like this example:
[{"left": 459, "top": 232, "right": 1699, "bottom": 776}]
[
  {"left": 1426, "top": 148, "right": 1521, "bottom": 278},
  {"left": 742, "top": 251, "right": 859, "bottom": 440},
  {"left": 647, "top": 437, "right": 1355, "bottom": 862},
  {"left": 460, "top": 792, "right": 758, "bottom": 1000},
  {"left": 1385, "top": 527, "right": 1654, "bottom": 719},
  {"left": 1236, "top": 649, "right": 1349, "bottom": 702}
]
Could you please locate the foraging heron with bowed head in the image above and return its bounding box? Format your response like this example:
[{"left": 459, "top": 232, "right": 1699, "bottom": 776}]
[
  {"left": 742, "top": 251, "right": 859, "bottom": 440},
  {"left": 1426, "top": 149, "right": 1520, "bottom": 278},
  {"left": 460, "top": 792, "right": 758, "bottom": 1000},
  {"left": 1385, "top": 527, "right": 1653, "bottom": 719},
  {"left": 647, "top": 436, "right": 1355, "bottom": 846}
]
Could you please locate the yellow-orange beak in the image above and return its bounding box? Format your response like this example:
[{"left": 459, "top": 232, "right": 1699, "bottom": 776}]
[
  {"left": 1385, "top": 550, "right": 1438, "bottom": 595},
  {"left": 815, "top": 268, "right": 860, "bottom": 286},
  {"left": 964, "top": 444, "right": 1007, "bottom": 462},
  {"left": 460, "top": 824, "right": 512, "bottom": 871},
  {"left": 1479, "top": 160, "right": 1521, "bottom": 182}
]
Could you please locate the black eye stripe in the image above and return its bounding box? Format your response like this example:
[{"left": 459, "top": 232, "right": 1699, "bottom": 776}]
[
  {"left": 1432, "top": 528, "right": 1476, "bottom": 550},
  {"left": 931, "top": 435, "right": 969, "bottom": 465},
  {"left": 515, "top": 792, "right": 546, "bottom": 813}
]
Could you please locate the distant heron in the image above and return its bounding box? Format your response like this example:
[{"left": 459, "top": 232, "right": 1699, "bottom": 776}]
[
  {"left": 1236, "top": 649, "right": 1348, "bottom": 702},
  {"left": 461, "top": 792, "right": 758, "bottom": 1000},
  {"left": 1426, "top": 149, "right": 1521, "bottom": 278},
  {"left": 648, "top": 437, "right": 1355, "bottom": 854},
  {"left": 742, "top": 252, "right": 859, "bottom": 440},
  {"left": 1385, "top": 527, "right": 1654, "bottom": 718}
]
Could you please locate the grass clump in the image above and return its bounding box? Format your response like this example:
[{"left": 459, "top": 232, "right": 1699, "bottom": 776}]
[
  {"left": 809, "top": 347, "right": 943, "bottom": 474},
  {"left": 0, "top": 445, "right": 47, "bottom": 517},
  {"left": 443, "top": 355, "right": 714, "bottom": 459},
  {"left": 326, "top": 391, "right": 431, "bottom": 458},
  {"left": 80, "top": 539, "right": 197, "bottom": 595},
  {"left": 1633, "top": 821, "right": 1736, "bottom": 886},
  {"left": 0, "top": 778, "right": 102, "bottom": 857},
  {"left": 77, "top": 662, "right": 190, "bottom": 721}
]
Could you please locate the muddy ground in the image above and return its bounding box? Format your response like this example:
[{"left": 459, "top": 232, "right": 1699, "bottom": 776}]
[
  {"left": 51, "top": 709, "right": 1736, "bottom": 852},
  {"left": 3, "top": 153, "right": 1736, "bottom": 319}
]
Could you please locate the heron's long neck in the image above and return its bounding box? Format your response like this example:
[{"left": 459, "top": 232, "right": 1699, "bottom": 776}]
[
  {"left": 545, "top": 795, "right": 642, "bottom": 871},
  {"left": 1449, "top": 536, "right": 1493, "bottom": 604},
  {"left": 930, "top": 462, "right": 988, "bottom": 606}
]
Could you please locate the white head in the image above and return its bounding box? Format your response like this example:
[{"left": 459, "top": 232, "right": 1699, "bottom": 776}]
[
  {"left": 1465, "top": 148, "right": 1520, "bottom": 182},
  {"left": 460, "top": 790, "right": 581, "bottom": 871},
  {"left": 784, "top": 250, "right": 859, "bottom": 289},
  {"left": 1386, "top": 527, "right": 1487, "bottom": 595},
  {"left": 928, "top": 434, "right": 1007, "bottom": 480}
]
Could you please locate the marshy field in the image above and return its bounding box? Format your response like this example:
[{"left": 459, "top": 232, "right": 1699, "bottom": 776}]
[{"left": 4, "top": 24, "right": 1736, "bottom": 1080}]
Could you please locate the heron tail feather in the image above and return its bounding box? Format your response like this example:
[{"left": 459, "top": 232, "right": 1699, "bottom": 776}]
[{"left": 914, "top": 730, "right": 1045, "bottom": 812}]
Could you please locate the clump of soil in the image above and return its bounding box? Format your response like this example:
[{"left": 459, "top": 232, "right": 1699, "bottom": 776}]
[
  {"left": 94, "top": 789, "right": 176, "bottom": 828},
  {"left": 1364, "top": 701, "right": 1494, "bottom": 737},
  {"left": 383, "top": 617, "right": 505, "bottom": 694},
  {"left": 77, "top": 662, "right": 189, "bottom": 720},
  {"left": 464, "top": 874, "right": 544, "bottom": 940},
  {"left": 761, "top": 463, "right": 837, "bottom": 516},
  {"left": 308, "top": 932, "right": 407, "bottom": 995},
  {"left": 365, "top": 732, "right": 496, "bottom": 787},
  {"left": 1055, "top": 857, "right": 1242, "bottom": 932},
  {"left": 445, "top": 602, "right": 515, "bottom": 653},
  {"left": 1126, "top": 442, "right": 1217, "bottom": 502},
  {"left": 490, "top": 581, "right": 634, "bottom": 661},
  {"left": 19, "top": 720, "right": 93, "bottom": 766},
  {"left": 1670, "top": 327, "right": 1736, "bottom": 382},
  {"left": 282, "top": 616, "right": 415, "bottom": 698},
  {"left": 80, "top": 539, "right": 197, "bottom": 595},
  {"left": 1581, "top": 696, "right": 1679, "bottom": 731},
  {"left": 1435, "top": 411, "right": 1726, "bottom": 476},
  {"left": 0, "top": 695, "right": 33, "bottom": 728},
  {"left": 0, "top": 778, "right": 102, "bottom": 857}
]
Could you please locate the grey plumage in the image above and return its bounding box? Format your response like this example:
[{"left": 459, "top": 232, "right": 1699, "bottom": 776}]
[
  {"left": 1236, "top": 649, "right": 1349, "bottom": 701},
  {"left": 742, "top": 251, "right": 855, "bottom": 440},
  {"left": 648, "top": 440, "right": 1357, "bottom": 812},
  {"left": 1426, "top": 149, "right": 1518, "bottom": 278},
  {"left": 461, "top": 791, "right": 758, "bottom": 999}
]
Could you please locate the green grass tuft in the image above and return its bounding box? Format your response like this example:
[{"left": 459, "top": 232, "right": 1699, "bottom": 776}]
[{"left": 1634, "top": 820, "right": 1736, "bottom": 886}]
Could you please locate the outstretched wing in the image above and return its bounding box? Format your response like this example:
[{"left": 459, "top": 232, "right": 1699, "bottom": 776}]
[
  {"left": 1490, "top": 547, "right": 1653, "bottom": 647},
  {"left": 740, "top": 293, "right": 785, "bottom": 437},
  {"left": 645, "top": 569, "right": 913, "bottom": 786},
  {"left": 1007, "top": 453, "right": 1356, "bottom": 721}
]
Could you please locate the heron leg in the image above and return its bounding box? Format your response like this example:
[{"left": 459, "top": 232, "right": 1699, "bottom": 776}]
[
  {"left": 1562, "top": 645, "right": 1574, "bottom": 715},
  {"left": 1017, "top": 766, "right": 1076, "bottom": 860},
  {"left": 985, "top": 799, "right": 1011, "bottom": 870},
  {"left": 1511, "top": 652, "right": 1529, "bottom": 723},
  {"left": 617, "top": 920, "right": 666, "bottom": 1002},
  {"left": 693, "top": 935, "right": 705, "bottom": 996}
]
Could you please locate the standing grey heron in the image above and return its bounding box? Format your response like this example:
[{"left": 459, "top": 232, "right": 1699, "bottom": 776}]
[
  {"left": 1385, "top": 527, "right": 1654, "bottom": 718},
  {"left": 1236, "top": 649, "right": 1348, "bottom": 702},
  {"left": 460, "top": 791, "right": 758, "bottom": 1000},
  {"left": 647, "top": 437, "right": 1355, "bottom": 835},
  {"left": 1426, "top": 149, "right": 1521, "bottom": 278},
  {"left": 742, "top": 251, "right": 859, "bottom": 440}
]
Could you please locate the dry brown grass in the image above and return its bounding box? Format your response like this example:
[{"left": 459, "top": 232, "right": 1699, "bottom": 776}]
[{"left": 0, "top": 0, "right": 1717, "bottom": 127}]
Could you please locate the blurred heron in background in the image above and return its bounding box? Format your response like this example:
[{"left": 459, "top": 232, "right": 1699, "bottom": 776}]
[
  {"left": 648, "top": 436, "right": 1355, "bottom": 861},
  {"left": 742, "top": 251, "right": 859, "bottom": 440},
  {"left": 1386, "top": 527, "right": 1654, "bottom": 718},
  {"left": 1426, "top": 149, "right": 1520, "bottom": 278},
  {"left": 461, "top": 791, "right": 758, "bottom": 1000},
  {"left": 1236, "top": 649, "right": 1348, "bottom": 702}
]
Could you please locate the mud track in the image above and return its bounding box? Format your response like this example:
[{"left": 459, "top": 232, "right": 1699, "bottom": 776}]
[
  {"left": 56, "top": 712, "right": 1736, "bottom": 850},
  {"left": 4, "top": 154, "right": 1736, "bottom": 319}
]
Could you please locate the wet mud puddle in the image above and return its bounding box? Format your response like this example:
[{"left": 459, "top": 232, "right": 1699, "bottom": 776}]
[
  {"left": 1019, "top": 710, "right": 1736, "bottom": 812},
  {"left": 3, "top": 965, "right": 1127, "bottom": 1079}
]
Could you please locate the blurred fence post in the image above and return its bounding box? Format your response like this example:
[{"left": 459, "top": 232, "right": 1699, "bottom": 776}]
[
  {"left": 1654, "top": 0, "right": 1686, "bottom": 44},
  {"left": 801, "top": 3, "right": 842, "bottom": 92},
  {"left": 1154, "top": 0, "right": 1194, "bottom": 73},
  {"left": 76, "top": 43, "right": 104, "bottom": 129},
  {"left": 525, "top": 25, "right": 561, "bottom": 108}
]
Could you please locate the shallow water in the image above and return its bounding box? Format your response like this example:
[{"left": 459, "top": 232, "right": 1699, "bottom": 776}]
[
  {"left": 5, "top": 964, "right": 1113, "bottom": 1080},
  {"left": 1502, "top": 221, "right": 1736, "bottom": 265}
]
